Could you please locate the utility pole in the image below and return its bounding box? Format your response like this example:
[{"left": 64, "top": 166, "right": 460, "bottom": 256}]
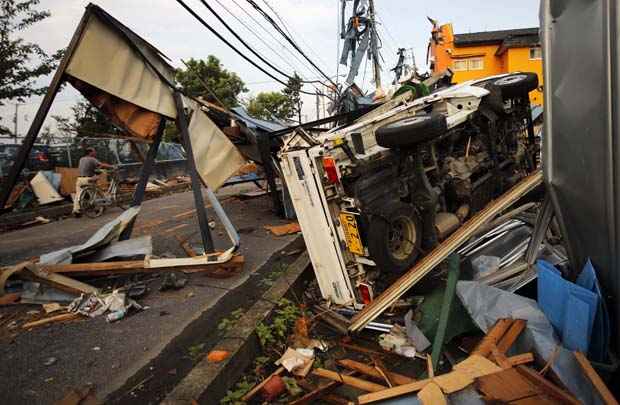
[
  {"left": 316, "top": 93, "right": 320, "bottom": 121},
  {"left": 13, "top": 103, "right": 20, "bottom": 144},
  {"left": 368, "top": 0, "right": 383, "bottom": 96}
]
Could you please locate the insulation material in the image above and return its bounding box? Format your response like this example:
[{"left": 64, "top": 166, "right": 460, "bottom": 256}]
[
  {"left": 187, "top": 102, "right": 246, "bottom": 190},
  {"left": 69, "top": 77, "right": 162, "bottom": 141},
  {"left": 65, "top": 11, "right": 176, "bottom": 119},
  {"left": 30, "top": 171, "right": 64, "bottom": 205}
]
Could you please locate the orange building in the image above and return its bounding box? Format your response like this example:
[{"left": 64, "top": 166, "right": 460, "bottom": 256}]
[{"left": 429, "top": 22, "right": 543, "bottom": 105}]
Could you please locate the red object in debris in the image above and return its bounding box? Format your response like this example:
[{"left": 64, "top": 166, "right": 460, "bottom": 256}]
[
  {"left": 322, "top": 157, "right": 340, "bottom": 184},
  {"left": 261, "top": 375, "right": 286, "bottom": 401},
  {"left": 358, "top": 283, "right": 373, "bottom": 305}
]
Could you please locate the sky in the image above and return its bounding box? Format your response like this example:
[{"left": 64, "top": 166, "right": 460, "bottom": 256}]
[{"left": 0, "top": 0, "right": 541, "bottom": 140}]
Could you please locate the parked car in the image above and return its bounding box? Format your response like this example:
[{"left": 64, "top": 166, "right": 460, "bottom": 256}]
[
  {"left": 280, "top": 72, "right": 539, "bottom": 306},
  {"left": 0, "top": 144, "right": 55, "bottom": 179}
]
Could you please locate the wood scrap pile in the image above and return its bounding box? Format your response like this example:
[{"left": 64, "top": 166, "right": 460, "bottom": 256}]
[
  {"left": 250, "top": 317, "right": 613, "bottom": 404},
  {"left": 0, "top": 208, "right": 243, "bottom": 333}
]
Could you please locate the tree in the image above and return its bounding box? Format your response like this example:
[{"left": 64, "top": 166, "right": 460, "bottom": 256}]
[
  {"left": 247, "top": 91, "right": 291, "bottom": 121},
  {"left": 53, "top": 101, "right": 118, "bottom": 138},
  {"left": 0, "top": 0, "right": 63, "bottom": 134},
  {"left": 175, "top": 56, "right": 248, "bottom": 109},
  {"left": 247, "top": 73, "right": 304, "bottom": 122},
  {"left": 282, "top": 73, "right": 303, "bottom": 123}
]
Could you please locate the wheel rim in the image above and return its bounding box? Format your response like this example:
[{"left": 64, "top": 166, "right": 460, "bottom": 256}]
[
  {"left": 387, "top": 216, "right": 417, "bottom": 261},
  {"left": 495, "top": 74, "right": 526, "bottom": 85},
  {"left": 80, "top": 189, "right": 104, "bottom": 217}
]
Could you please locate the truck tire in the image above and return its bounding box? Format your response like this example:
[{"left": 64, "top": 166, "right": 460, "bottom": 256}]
[
  {"left": 490, "top": 73, "right": 538, "bottom": 99},
  {"left": 367, "top": 202, "right": 422, "bottom": 274},
  {"left": 375, "top": 114, "right": 447, "bottom": 149}
]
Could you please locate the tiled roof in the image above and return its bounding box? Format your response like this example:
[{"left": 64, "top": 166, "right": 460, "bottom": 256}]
[{"left": 454, "top": 28, "right": 539, "bottom": 46}]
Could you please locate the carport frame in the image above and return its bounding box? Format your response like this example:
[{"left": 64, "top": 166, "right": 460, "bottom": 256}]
[{"left": 0, "top": 4, "right": 215, "bottom": 253}]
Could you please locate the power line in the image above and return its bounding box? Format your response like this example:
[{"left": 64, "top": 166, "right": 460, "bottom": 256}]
[
  {"left": 244, "top": 0, "right": 337, "bottom": 88},
  {"left": 197, "top": 0, "right": 319, "bottom": 83},
  {"left": 212, "top": 0, "right": 307, "bottom": 80},
  {"left": 229, "top": 0, "right": 319, "bottom": 80},
  {"left": 260, "top": 0, "right": 331, "bottom": 73},
  {"left": 175, "top": 0, "right": 321, "bottom": 96}
]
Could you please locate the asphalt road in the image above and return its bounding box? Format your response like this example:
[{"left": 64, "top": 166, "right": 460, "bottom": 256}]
[{"left": 0, "top": 186, "right": 300, "bottom": 404}]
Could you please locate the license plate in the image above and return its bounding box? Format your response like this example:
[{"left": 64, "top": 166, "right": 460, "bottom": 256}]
[{"left": 339, "top": 212, "right": 364, "bottom": 255}]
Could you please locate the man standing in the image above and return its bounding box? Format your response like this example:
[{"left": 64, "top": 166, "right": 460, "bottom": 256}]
[{"left": 73, "top": 147, "right": 114, "bottom": 216}]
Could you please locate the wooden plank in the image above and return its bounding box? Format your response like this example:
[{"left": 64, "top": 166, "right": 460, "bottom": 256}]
[
  {"left": 574, "top": 351, "right": 619, "bottom": 405},
  {"left": 312, "top": 368, "right": 387, "bottom": 392},
  {"left": 337, "top": 359, "right": 415, "bottom": 385},
  {"left": 508, "top": 353, "right": 535, "bottom": 366},
  {"left": 471, "top": 318, "right": 514, "bottom": 357},
  {"left": 357, "top": 379, "right": 430, "bottom": 404},
  {"left": 476, "top": 368, "right": 539, "bottom": 402},
  {"left": 516, "top": 365, "right": 581, "bottom": 405},
  {"left": 38, "top": 255, "right": 244, "bottom": 277},
  {"left": 497, "top": 319, "right": 527, "bottom": 353},
  {"left": 490, "top": 345, "right": 513, "bottom": 369},
  {"left": 349, "top": 171, "right": 543, "bottom": 332},
  {"left": 418, "top": 382, "right": 446, "bottom": 405},
  {"left": 289, "top": 371, "right": 355, "bottom": 405},
  {"left": 22, "top": 312, "right": 81, "bottom": 329},
  {"left": 340, "top": 342, "right": 387, "bottom": 358},
  {"left": 241, "top": 366, "right": 284, "bottom": 402}
]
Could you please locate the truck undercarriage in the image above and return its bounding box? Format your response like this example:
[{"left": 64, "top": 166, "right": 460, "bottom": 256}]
[{"left": 281, "top": 72, "right": 540, "bottom": 306}]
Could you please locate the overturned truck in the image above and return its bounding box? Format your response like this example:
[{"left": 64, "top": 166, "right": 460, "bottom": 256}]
[{"left": 280, "top": 73, "right": 539, "bottom": 306}]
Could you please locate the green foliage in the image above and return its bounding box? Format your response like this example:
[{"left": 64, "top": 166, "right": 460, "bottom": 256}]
[
  {"left": 176, "top": 56, "right": 247, "bottom": 109},
  {"left": 282, "top": 73, "right": 303, "bottom": 122},
  {"left": 247, "top": 91, "right": 291, "bottom": 121},
  {"left": 0, "top": 0, "right": 63, "bottom": 133},
  {"left": 258, "top": 263, "right": 288, "bottom": 288},
  {"left": 187, "top": 343, "right": 205, "bottom": 362},
  {"left": 217, "top": 308, "right": 245, "bottom": 332},
  {"left": 220, "top": 377, "right": 254, "bottom": 405},
  {"left": 255, "top": 298, "right": 301, "bottom": 348},
  {"left": 247, "top": 73, "right": 303, "bottom": 122}
]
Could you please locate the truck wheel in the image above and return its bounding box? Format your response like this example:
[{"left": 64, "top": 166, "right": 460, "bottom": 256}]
[
  {"left": 367, "top": 202, "right": 422, "bottom": 273},
  {"left": 491, "top": 73, "right": 538, "bottom": 99},
  {"left": 375, "top": 114, "right": 447, "bottom": 149}
]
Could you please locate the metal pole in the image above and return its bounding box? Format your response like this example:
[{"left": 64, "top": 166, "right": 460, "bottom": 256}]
[
  {"left": 119, "top": 119, "right": 166, "bottom": 241},
  {"left": 316, "top": 93, "right": 320, "bottom": 121},
  {"left": 174, "top": 92, "right": 215, "bottom": 253},
  {"left": 368, "top": 0, "right": 382, "bottom": 92},
  {"left": 13, "top": 103, "right": 19, "bottom": 142},
  {"left": 257, "top": 131, "right": 283, "bottom": 216},
  {"left": 431, "top": 253, "right": 460, "bottom": 372}
]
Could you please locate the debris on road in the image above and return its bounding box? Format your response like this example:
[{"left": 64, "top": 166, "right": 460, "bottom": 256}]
[{"left": 264, "top": 222, "right": 301, "bottom": 236}]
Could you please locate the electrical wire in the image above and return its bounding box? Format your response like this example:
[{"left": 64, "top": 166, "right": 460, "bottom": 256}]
[
  {"left": 197, "top": 0, "right": 320, "bottom": 83},
  {"left": 229, "top": 0, "right": 319, "bottom": 80},
  {"left": 175, "top": 0, "right": 321, "bottom": 96},
  {"left": 244, "top": 0, "right": 337, "bottom": 88},
  {"left": 260, "top": 0, "right": 332, "bottom": 73},
  {"left": 212, "top": 0, "right": 309, "bottom": 80}
]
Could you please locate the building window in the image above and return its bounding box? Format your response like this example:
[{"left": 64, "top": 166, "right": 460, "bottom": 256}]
[
  {"left": 529, "top": 47, "right": 542, "bottom": 59},
  {"left": 453, "top": 59, "right": 468, "bottom": 71},
  {"left": 453, "top": 57, "right": 484, "bottom": 72},
  {"left": 468, "top": 57, "right": 484, "bottom": 70}
]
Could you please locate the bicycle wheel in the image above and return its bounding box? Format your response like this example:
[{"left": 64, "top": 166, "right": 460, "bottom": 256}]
[{"left": 79, "top": 187, "right": 105, "bottom": 218}]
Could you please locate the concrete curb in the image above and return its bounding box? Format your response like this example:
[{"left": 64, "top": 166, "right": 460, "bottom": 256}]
[{"left": 161, "top": 251, "right": 311, "bottom": 405}]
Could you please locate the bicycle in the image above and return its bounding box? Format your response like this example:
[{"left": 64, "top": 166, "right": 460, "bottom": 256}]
[{"left": 78, "top": 167, "right": 130, "bottom": 218}]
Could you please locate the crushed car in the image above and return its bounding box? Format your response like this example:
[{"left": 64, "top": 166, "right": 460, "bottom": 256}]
[{"left": 280, "top": 72, "right": 539, "bottom": 306}]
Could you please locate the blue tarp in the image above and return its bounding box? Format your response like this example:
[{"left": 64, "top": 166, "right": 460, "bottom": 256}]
[{"left": 537, "top": 259, "right": 609, "bottom": 361}]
